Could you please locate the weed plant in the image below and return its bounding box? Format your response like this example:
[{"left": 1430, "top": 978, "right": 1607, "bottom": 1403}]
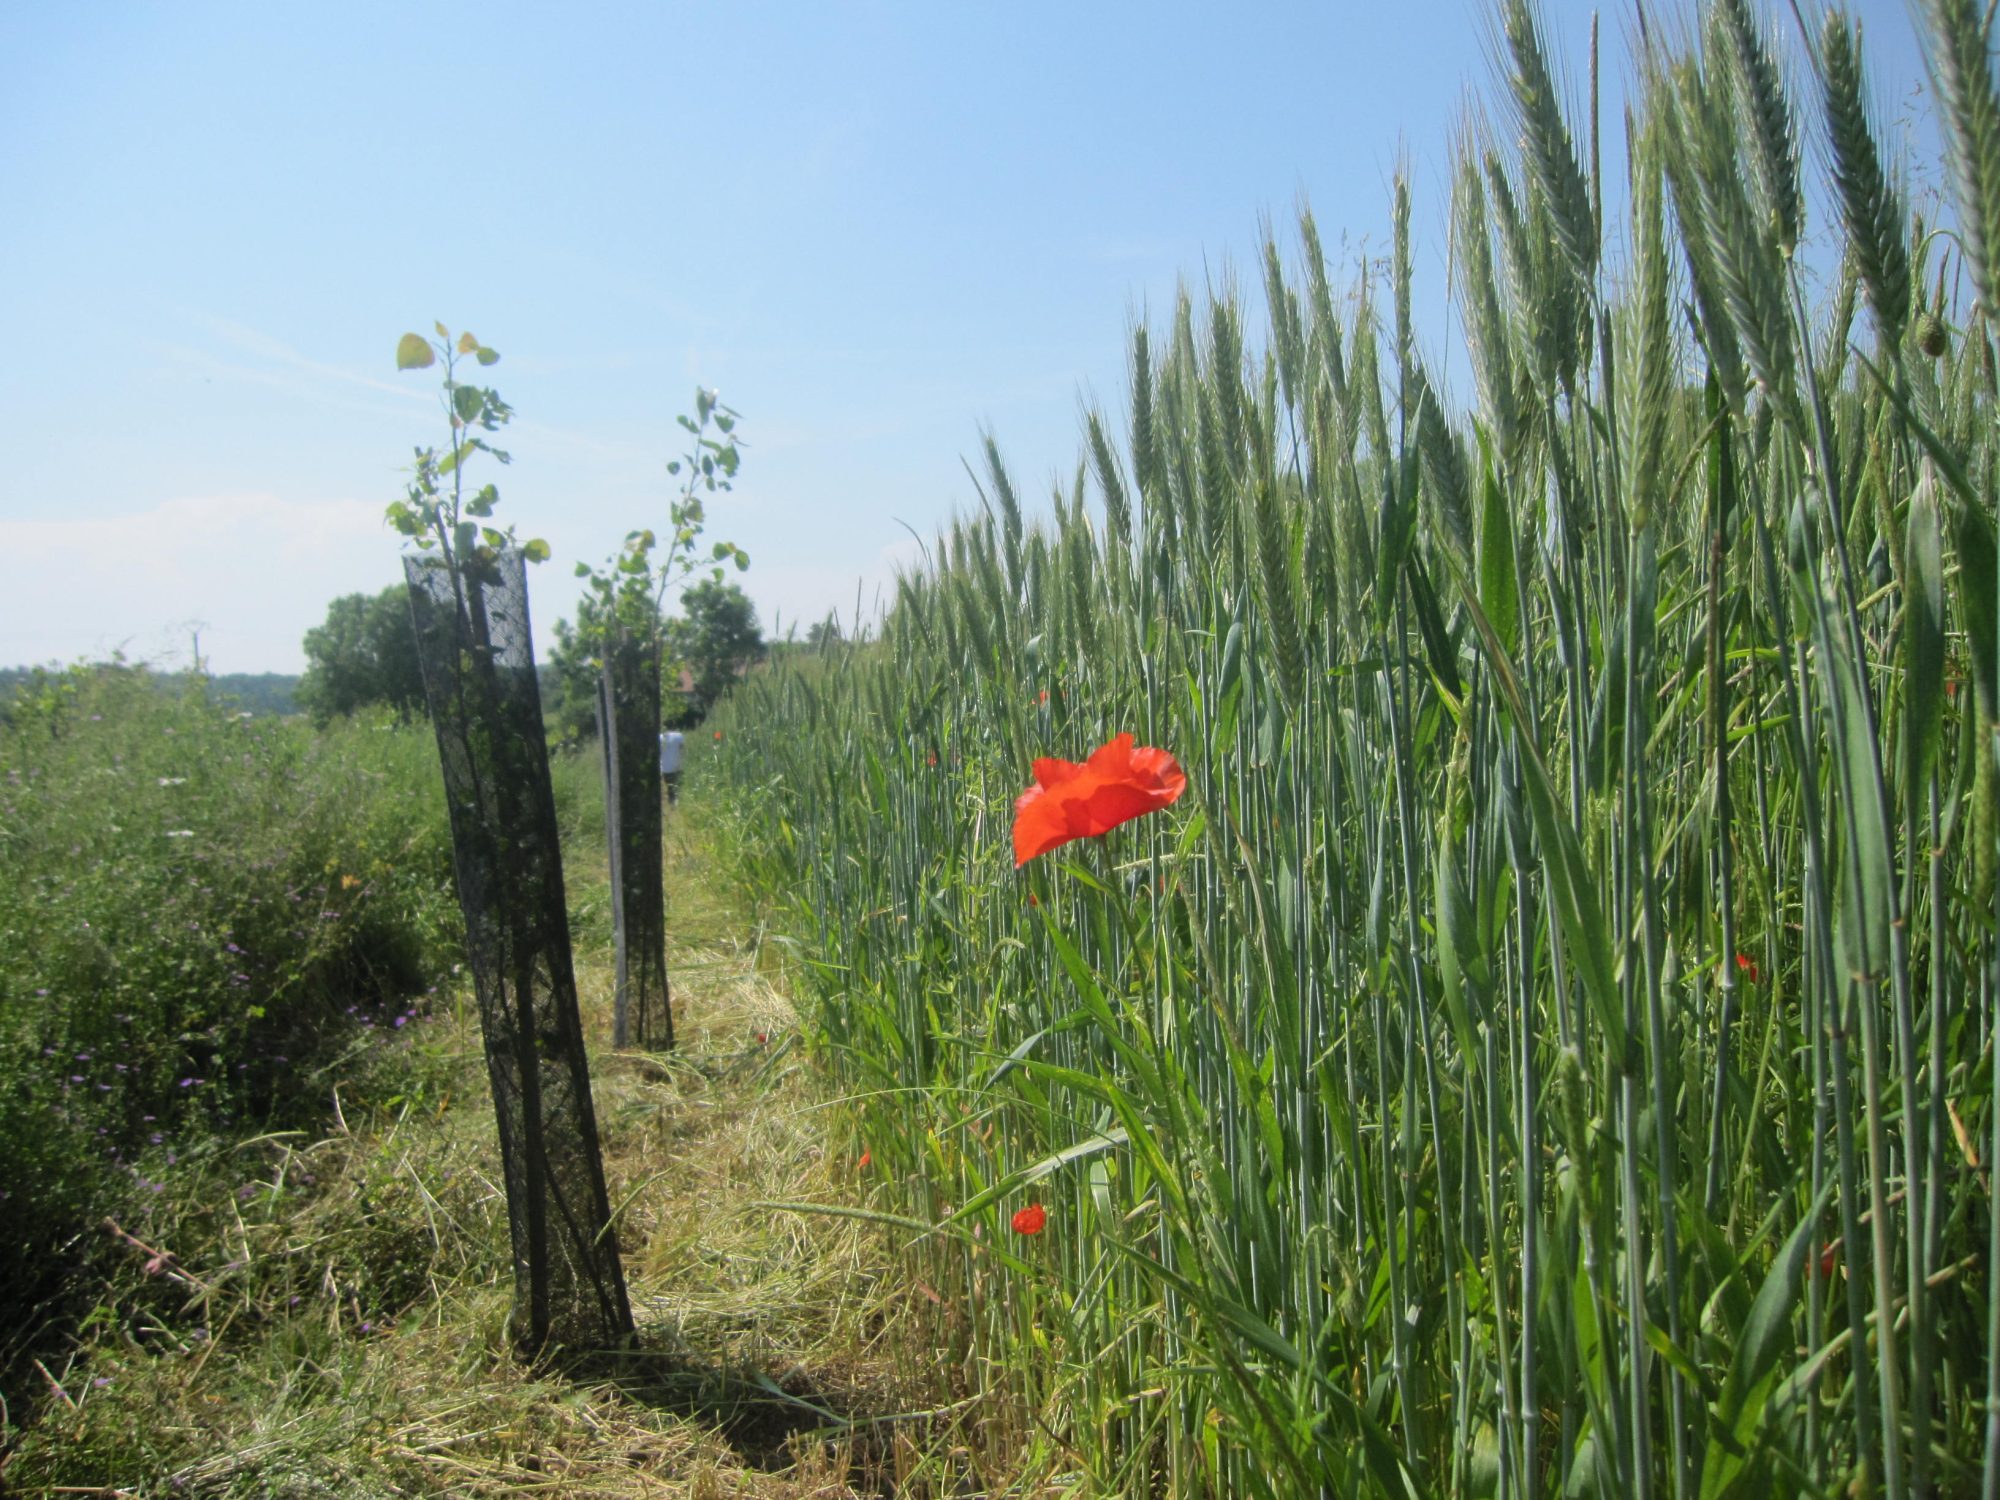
[
  {"left": 707, "top": 3, "right": 2000, "bottom": 1494},
  {"left": 4, "top": 799, "right": 926, "bottom": 1499},
  {"left": 0, "top": 664, "right": 460, "bottom": 1388}
]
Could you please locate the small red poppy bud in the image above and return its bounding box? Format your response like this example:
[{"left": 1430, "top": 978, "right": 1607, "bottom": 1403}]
[
  {"left": 756, "top": 1031, "right": 768, "bottom": 1046},
  {"left": 1012, "top": 1203, "right": 1047, "bottom": 1236},
  {"left": 1027, "top": 892, "right": 1039, "bottom": 908},
  {"left": 1734, "top": 953, "right": 1760, "bottom": 984},
  {"left": 858, "top": 1150, "right": 871, "bottom": 1169}
]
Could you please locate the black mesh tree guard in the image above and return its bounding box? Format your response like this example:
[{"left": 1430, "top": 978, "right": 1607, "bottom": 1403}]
[
  {"left": 403, "top": 550, "right": 634, "bottom": 1355},
  {"left": 593, "top": 624, "right": 672, "bottom": 1050}
]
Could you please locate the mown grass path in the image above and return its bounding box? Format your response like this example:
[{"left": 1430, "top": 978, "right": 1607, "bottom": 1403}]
[{"left": 4, "top": 796, "right": 952, "bottom": 1499}]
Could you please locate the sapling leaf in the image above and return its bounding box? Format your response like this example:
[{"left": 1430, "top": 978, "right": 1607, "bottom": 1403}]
[
  {"left": 397, "top": 333, "right": 436, "bottom": 370},
  {"left": 574, "top": 561, "right": 593, "bottom": 578},
  {"left": 456, "top": 331, "right": 478, "bottom": 354},
  {"left": 734, "top": 550, "right": 750, "bottom": 570},
  {"left": 474, "top": 346, "right": 499, "bottom": 366},
  {"left": 522, "top": 538, "right": 551, "bottom": 563},
  {"left": 452, "top": 386, "right": 484, "bottom": 423}
]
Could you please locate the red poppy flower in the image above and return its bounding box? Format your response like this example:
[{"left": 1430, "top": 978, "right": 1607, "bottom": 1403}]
[
  {"left": 927, "top": 751, "right": 938, "bottom": 767},
  {"left": 1027, "top": 892, "right": 1040, "bottom": 908},
  {"left": 1012, "top": 1203, "right": 1047, "bottom": 1236},
  {"left": 1037, "top": 689, "right": 1050, "bottom": 706},
  {"left": 1735, "top": 953, "right": 1760, "bottom": 984},
  {"left": 858, "top": 1150, "right": 871, "bottom": 1169},
  {"left": 1013, "top": 733, "right": 1186, "bottom": 867},
  {"left": 714, "top": 730, "right": 724, "bottom": 741}
]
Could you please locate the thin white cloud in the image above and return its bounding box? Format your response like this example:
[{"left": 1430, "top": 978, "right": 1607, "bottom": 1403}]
[
  {"left": 0, "top": 491, "right": 401, "bottom": 673},
  {"left": 199, "top": 315, "right": 430, "bottom": 402}
]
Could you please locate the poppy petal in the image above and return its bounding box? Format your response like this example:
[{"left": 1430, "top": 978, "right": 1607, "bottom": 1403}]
[
  {"left": 1031, "top": 755, "right": 1086, "bottom": 790},
  {"left": 1076, "top": 778, "right": 1165, "bottom": 837},
  {"left": 1014, "top": 791, "right": 1073, "bottom": 866},
  {"left": 1012, "top": 735, "right": 1186, "bottom": 866}
]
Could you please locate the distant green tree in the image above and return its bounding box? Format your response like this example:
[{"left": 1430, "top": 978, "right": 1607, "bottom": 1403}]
[
  {"left": 295, "top": 585, "right": 426, "bottom": 725},
  {"left": 543, "top": 591, "right": 664, "bottom": 750},
  {"left": 543, "top": 598, "right": 606, "bottom": 750},
  {"left": 805, "top": 617, "right": 842, "bottom": 649},
  {"left": 668, "top": 580, "right": 764, "bottom": 716}
]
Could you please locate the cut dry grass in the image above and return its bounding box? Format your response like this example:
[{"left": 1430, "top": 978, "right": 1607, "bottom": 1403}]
[{"left": 2, "top": 794, "right": 985, "bottom": 1499}]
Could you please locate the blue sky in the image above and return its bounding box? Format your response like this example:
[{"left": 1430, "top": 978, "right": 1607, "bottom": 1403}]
[{"left": 0, "top": 1, "right": 1937, "bottom": 673}]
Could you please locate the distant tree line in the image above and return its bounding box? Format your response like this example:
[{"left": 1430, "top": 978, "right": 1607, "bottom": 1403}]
[
  {"left": 293, "top": 579, "right": 765, "bottom": 742},
  {"left": 0, "top": 664, "right": 300, "bottom": 718},
  {"left": 0, "top": 573, "right": 771, "bottom": 737}
]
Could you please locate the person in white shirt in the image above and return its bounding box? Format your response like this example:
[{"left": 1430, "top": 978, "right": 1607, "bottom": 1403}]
[{"left": 659, "top": 729, "right": 686, "bottom": 805}]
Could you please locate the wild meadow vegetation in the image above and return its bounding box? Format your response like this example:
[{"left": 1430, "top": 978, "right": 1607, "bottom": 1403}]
[
  {"left": 0, "top": 665, "right": 463, "bottom": 1359},
  {"left": 1, "top": 670, "right": 916, "bottom": 1496},
  {"left": 706, "top": 1, "right": 2000, "bottom": 1494}
]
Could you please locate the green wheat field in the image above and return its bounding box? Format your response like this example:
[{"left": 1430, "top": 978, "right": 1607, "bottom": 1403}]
[{"left": 704, "top": 0, "right": 2000, "bottom": 1493}]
